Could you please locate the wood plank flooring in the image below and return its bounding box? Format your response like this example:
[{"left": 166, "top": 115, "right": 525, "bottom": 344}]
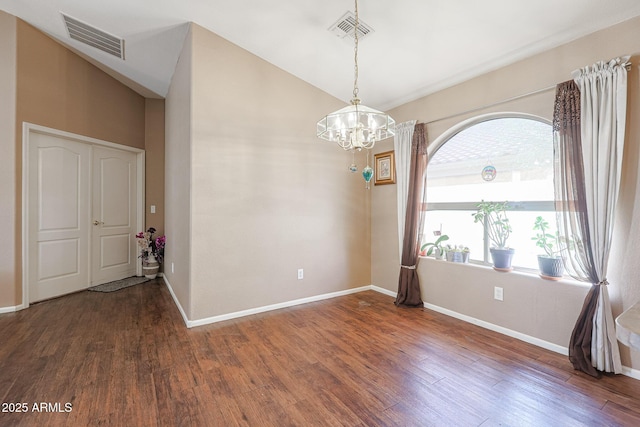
[{"left": 1, "top": 280, "right": 640, "bottom": 426}]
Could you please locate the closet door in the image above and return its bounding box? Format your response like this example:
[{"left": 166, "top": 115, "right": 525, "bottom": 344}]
[
  {"left": 27, "top": 127, "right": 141, "bottom": 303},
  {"left": 28, "top": 132, "right": 91, "bottom": 302},
  {"left": 91, "top": 146, "right": 137, "bottom": 285}
]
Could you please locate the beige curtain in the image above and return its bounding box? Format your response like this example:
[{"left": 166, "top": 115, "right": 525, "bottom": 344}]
[
  {"left": 554, "top": 55, "right": 629, "bottom": 376},
  {"left": 395, "top": 124, "right": 428, "bottom": 307},
  {"left": 394, "top": 120, "right": 417, "bottom": 262}
]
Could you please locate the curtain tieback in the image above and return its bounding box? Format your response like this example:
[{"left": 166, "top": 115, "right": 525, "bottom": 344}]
[
  {"left": 401, "top": 264, "right": 417, "bottom": 270},
  {"left": 598, "top": 279, "right": 609, "bottom": 286}
]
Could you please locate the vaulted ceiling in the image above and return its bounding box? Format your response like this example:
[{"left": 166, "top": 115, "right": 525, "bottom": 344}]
[{"left": 2, "top": 0, "right": 640, "bottom": 110}]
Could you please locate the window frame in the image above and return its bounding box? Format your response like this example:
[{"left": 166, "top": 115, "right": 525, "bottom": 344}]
[
  {"left": 425, "top": 201, "right": 554, "bottom": 270},
  {"left": 425, "top": 112, "right": 554, "bottom": 272}
]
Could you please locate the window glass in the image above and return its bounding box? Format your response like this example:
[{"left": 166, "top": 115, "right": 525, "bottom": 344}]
[
  {"left": 424, "top": 116, "right": 555, "bottom": 270},
  {"left": 423, "top": 210, "right": 484, "bottom": 260},
  {"left": 427, "top": 118, "right": 553, "bottom": 203}
]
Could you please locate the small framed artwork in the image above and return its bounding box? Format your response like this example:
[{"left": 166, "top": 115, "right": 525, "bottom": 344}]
[{"left": 374, "top": 150, "right": 395, "bottom": 185}]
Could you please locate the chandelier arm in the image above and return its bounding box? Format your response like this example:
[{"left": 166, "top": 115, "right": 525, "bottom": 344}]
[{"left": 362, "top": 140, "right": 375, "bottom": 150}]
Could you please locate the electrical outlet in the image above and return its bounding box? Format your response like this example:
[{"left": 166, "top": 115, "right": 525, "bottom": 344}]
[
  {"left": 494, "top": 286, "right": 503, "bottom": 301},
  {"left": 150, "top": 205, "right": 156, "bottom": 214},
  {"left": 297, "top": 269, "right": 304, "bottom": 280}
]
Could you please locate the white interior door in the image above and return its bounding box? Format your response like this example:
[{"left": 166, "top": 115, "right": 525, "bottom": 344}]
[
  {"left": 27, "top": 126, "right": 142, "bottom": 303},
  {"left": 91, "top": 146, "right": 137, "bottom": 285},
  {"left": 28, "top": 132, "right": 91, "bottom": 302}
]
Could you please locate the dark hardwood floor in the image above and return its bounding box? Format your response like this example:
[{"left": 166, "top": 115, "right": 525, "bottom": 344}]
[{"left": 1, "top": 280, "right": 640, "bottom": 426}]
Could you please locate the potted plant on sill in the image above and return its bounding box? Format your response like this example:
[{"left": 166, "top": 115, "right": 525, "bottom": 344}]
[
  {"left": 462, "top": 246, "right": 470, "bottom": 263},
  {"left": 420, "top": 234, "right": 449, "bottom": 259},
  {"left": 532, "top": 216, "right": 564, "bottom": 280},
  {"left": 472, "top": 200, "right": 514, "bottom": 271},
  {"left": 444, "top": 244, "right": 470, "bottom": 263}
]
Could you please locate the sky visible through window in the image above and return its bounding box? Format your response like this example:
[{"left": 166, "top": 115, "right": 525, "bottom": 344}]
[{"left": 424, "top": 117, "right": 554, "bottom": 269}]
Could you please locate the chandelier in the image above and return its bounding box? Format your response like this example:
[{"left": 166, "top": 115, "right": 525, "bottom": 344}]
[{"left": 316, "top": 0, "right": 395, "bottom": 151}]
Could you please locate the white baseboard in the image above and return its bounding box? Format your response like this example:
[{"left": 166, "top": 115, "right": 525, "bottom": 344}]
[
  {"left": 421, "top": 302, "right": 640, "bottom": 380},
  {"left": 0, "top": 305, "right": 20, "bottom": 314},
  {"left": 162, "top": 275, "right": 190, "bottom": 327},
  {"left": 423, "top": 302, "right": 569, "bottom": 355},
  {"left": 161, "top": 279, "right": 374, "bottom": 329},
  {"left": 367, "top": 287, "right": 568, "bottom": 356},
  {"left": 186, "top": 285, "right": 372, "bottom": 328},
  {"left": 621, "top": 365, "right": 640, "bottom": 380},
  {"left": 371, "top": 285, "right": 397, "bottom": 298}
]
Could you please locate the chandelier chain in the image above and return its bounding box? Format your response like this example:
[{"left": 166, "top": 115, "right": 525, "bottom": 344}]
[
  {"left": 352, "top": 0, "right": 359, "bottom": 101},
  {"left": 315, "top": 0, "right": 395, "bottom": 151}
]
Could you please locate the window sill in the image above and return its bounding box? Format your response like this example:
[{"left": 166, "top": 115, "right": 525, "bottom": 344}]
[{"left": 418, "top": 255, "right": 590, "bottom": 288}]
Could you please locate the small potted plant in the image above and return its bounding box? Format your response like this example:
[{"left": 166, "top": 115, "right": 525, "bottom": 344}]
[
  {"left": 445, "top": 244, "right": 469, "bottom": 263},
  {"left": 462, "top": 246, "right": 470, "bottom": 263},
  {"left": 532, "top": 216, "right": 564, "bottom": 280},
  {"left": 472, "top": 200, "right": 515, "bottom": 271},
  {"left": 444, "top": 244, "right": 456, "bottom": 262},
  {"left": 420, "top": 234, "right": 449, "bottom": 259}
]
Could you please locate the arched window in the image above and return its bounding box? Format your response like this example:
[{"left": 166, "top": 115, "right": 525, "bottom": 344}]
[{"left": 424, "top": 113, "right": 554, "bottom": 270}]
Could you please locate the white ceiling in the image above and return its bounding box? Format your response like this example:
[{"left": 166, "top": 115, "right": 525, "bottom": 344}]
[{"left": 2, "top": 0, "right": 640, "bottom": 110}]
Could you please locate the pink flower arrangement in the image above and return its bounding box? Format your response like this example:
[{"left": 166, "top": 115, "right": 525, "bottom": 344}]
[{"left": 136, "top": 227, "right": 165, "bottom": 263}]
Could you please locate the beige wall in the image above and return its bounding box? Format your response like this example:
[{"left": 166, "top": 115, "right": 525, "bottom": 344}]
[
  {"left": 0, "top": 18, "right": 153, "bottom": 307},
  {"left": 373, "top": 16, "right": 640, "bottom": 370},
  {"left": 145, "top": 99, "right": 166, "bottom": 238},
  {"left": 164, "top": 26, "right": 193, "bottom": 318},
  {"left": 16, "top": 22, "right": 145, "bottom": 149},
  {"left": 0, "top": 11, "right": 17, "bottom": 308},
  {"left": 166, "top": 23, "right": 371, "bottom": 321}
]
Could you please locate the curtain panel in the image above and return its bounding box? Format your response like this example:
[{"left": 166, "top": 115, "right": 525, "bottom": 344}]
[
  {"left": 553, "top": 80, "right": 600, "bottom": 377},
  {"left": 554, "top": 55, "right": 629, "bottom": 377},
  {"left": 394, "top": 120, "right": 417, "bottom": 262},
  {"left": 395, "top": 123, "right": 428, "bottom": 308}
]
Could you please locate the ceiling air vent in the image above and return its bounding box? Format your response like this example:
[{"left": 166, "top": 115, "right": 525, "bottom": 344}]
[
  {"left": 328, "top": 11, "right": 374, "bottom": 40},
  {"left": 61, "top": 13, "right": 125, "bottom": 60}
]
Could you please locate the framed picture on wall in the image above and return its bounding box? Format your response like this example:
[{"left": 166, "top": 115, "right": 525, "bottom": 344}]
[{"left": 374, "top": 151, "right": 395, "bottom": 185}]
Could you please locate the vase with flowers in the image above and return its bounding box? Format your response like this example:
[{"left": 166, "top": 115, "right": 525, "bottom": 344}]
[{"left": 136, "top": 227, "right": 166, "bottom": 279}]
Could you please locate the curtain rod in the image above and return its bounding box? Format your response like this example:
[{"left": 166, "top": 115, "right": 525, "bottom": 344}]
[{"left": 423, "top": 62, "right": 632, "bottom": 126}]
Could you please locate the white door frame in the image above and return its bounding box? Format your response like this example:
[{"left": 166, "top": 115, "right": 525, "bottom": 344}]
[{"left": 21, "top": 122, "right": 145, "bottom": 309}]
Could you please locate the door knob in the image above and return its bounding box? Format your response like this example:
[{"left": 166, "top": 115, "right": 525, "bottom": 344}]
[{"left": 93, "top": 220, "right": 104, "bottom": 226}]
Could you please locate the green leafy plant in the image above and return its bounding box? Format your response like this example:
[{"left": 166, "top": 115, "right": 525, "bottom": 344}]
[
  {"left": 532, "top": 216, "right": 559, "bottom": 258},
  {"left": 472, "top": 200, "right": 512, "bottom": 249},
  {"left": 420, "top": 234, "right": 449, "bottom": 256},
  {"left": 444, "top": 244, "right": 468, "bottom": 253}
]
